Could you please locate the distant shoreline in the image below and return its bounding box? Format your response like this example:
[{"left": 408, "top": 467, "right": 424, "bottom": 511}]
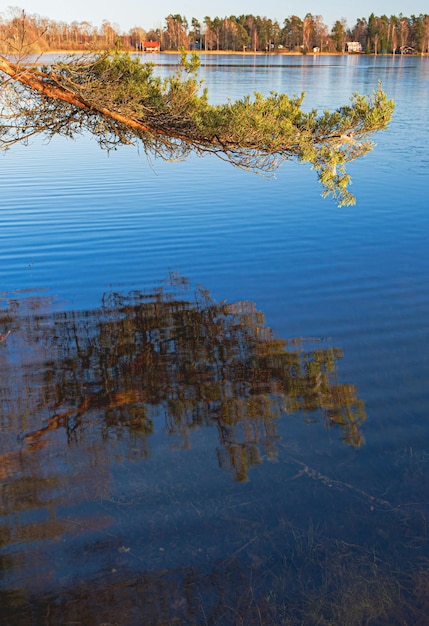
[
  {"left": 158, "top": 50, "right": 428, "bottom": 56},
  {"left": 20, "top": 49, "right": 428, "bottom": 57}
]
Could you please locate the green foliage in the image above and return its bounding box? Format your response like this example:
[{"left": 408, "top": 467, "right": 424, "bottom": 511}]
[{"left": 0, "top": 49, "right": 394, "bottom": 205}]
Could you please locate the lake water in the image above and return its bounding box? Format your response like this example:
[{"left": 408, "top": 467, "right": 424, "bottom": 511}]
[{"left": 1, "top": 54, "right": 429, "bottom": 624}]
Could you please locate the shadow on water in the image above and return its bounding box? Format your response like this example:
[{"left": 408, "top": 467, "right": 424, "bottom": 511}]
[{"left": 1, "top": 276, "right": 428, "bottom": 625}]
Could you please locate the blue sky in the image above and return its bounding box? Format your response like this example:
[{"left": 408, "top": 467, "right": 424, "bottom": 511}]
[{"left": 1, "top": 1, "right": 427, "bottom": 31}]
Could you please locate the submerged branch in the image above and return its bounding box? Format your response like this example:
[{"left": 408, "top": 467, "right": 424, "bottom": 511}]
[{"left": 0, "top": 48, "right": 394, "bottom": 205}]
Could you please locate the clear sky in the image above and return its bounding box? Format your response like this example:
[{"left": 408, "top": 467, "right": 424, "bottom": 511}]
[{"left": 0, "top": 1, "right": 427, "bottom": 32}]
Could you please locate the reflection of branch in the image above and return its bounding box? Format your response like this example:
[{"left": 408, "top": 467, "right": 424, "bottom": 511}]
[
  {"left": 283, "top": 452, "right": 391, "bottom": 509},
  {"left": 0, "top": 330, "right": 11, "bottom": 342},
  {"left": 3, "top": 282, "right": 367, "bottom": 481},
  {"left": 214, "top": 536, "right": 258, "bottom": 573},
  {"left": 23, "top": 389, "right": 147, "bottom": 448}
]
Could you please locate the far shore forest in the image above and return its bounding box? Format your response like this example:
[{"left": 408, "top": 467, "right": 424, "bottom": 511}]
[{"left": 1, "top": 9, "right": 429, "bottom": 55}]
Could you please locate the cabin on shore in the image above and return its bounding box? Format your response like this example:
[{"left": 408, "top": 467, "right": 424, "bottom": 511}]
[
  {"left": 346, "top": 42, "right": 363, "bottom": 53},
  {"left": 143, "top": 41, "right": 160, "bottom": 52},
  {"left": 396, "top": 45, "right": 415, "bottom": 54}
]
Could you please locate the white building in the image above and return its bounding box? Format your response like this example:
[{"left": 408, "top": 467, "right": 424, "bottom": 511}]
[{"left": 346, "top": 42, "right": 363, "bottom": 53}]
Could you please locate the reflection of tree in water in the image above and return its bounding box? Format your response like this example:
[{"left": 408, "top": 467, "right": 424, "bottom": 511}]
[
  {"left": 0, "top": 276, "right": 365, "bottom": 482},
  {"left": 2, "top": 282, "right": 428, "bottom": 626}
]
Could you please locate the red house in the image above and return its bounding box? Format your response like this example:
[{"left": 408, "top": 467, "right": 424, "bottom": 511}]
[{"left": 143, "top": 41, "right": 160, "bottom": 52}]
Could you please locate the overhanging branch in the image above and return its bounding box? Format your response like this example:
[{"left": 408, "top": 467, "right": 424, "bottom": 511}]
[{"left": 0, "top": 50, "right": 395, "bottom": 206}]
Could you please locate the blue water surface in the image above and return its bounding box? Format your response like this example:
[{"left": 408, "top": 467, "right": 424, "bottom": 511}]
[{"left": 0, "top": 54, "right": 429, "bottom": 625}]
